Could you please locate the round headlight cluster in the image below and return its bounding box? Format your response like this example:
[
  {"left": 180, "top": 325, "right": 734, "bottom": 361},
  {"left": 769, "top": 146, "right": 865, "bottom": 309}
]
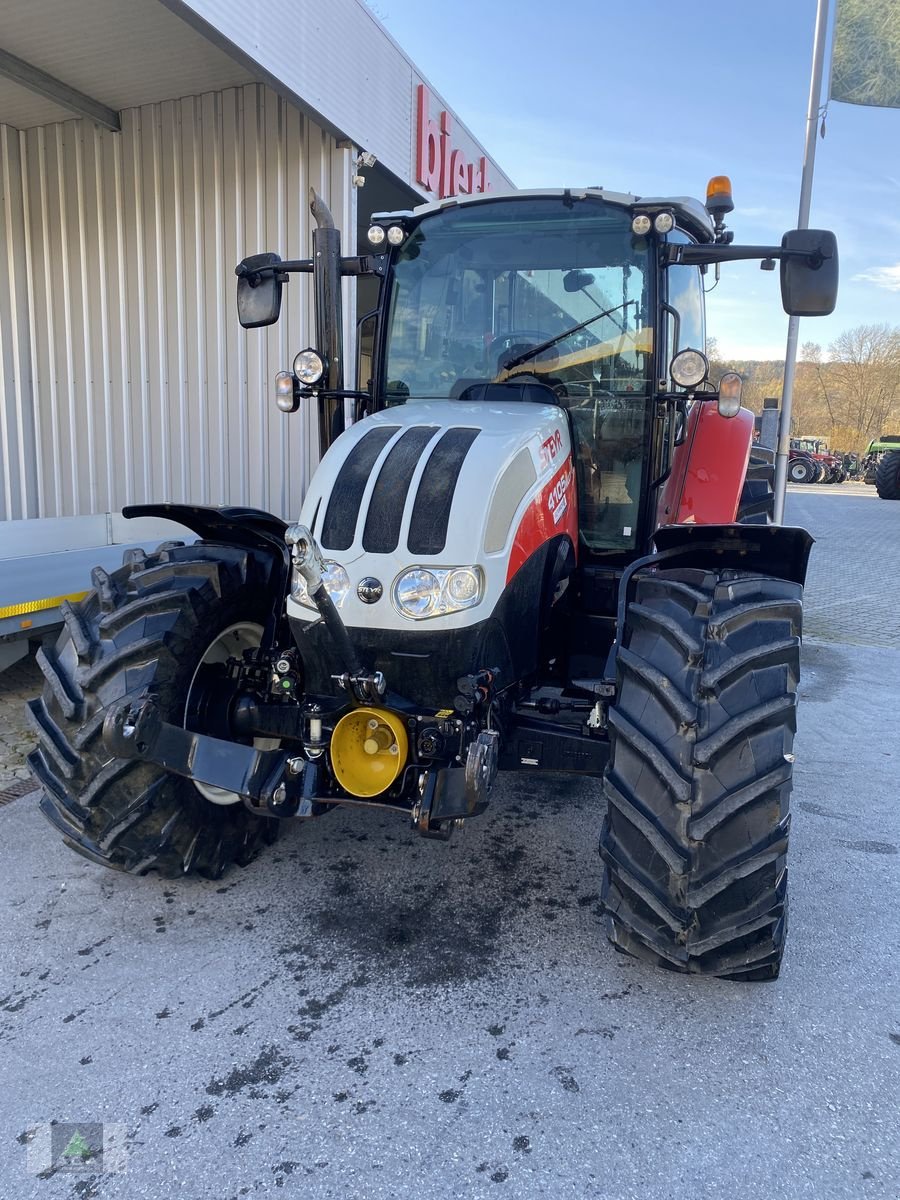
[
  {"left": 367, "top": 224, "right": 386, "bottom": 246},
  {"left": 446, "top": 568, "right": 480, "bottom": 604},
  {"left": 394, "top": 569, "right": 439, "bottom": 618},
  {"left": 670, "top": 348, "right": 709, "bottom": 389},
  {"left": 393, "top": 566, "right": 484, "bottom": 620},
  {"left": 293, "top": 348, "right": 325, "bottom": 386},
  {"left": 654, "top": 211, "right": 675, "bottom": 234},
  {"left": 631, "top": 214, "right": 651, "bottom": 236},
  {"left": 291, "top": 560, "right": 350, "bottom": 609}
]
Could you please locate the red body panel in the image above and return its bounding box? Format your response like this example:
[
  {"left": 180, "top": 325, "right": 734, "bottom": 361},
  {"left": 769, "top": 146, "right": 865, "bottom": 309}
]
[
  {"left": 657, "top": 403, "right": 754, "bottom": 527},
  {"left": 507, "top": 457, "right": 578, "bottom": 584}
]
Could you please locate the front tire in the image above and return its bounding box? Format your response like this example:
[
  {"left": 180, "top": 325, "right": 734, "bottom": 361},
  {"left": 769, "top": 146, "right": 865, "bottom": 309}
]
[
  {"left": 599, "top": 568, "right": 802, "bottom": 980},
  {"left": 28, "top": 543, "right": 279, "bottom": 878},
  {"left": 875, "top": 450, "right": 900, "bottom": 500}
]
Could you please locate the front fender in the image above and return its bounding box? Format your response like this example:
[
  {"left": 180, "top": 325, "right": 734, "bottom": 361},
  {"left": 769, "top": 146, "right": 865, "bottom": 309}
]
[
  {"left": 653, "top": 522, "right": 814, "bottom": 587},
  {"left": 123, "top": 503, "right": 291, "bottom": 643}
]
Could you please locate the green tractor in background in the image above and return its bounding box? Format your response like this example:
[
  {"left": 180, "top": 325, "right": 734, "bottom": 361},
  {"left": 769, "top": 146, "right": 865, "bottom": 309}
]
[{"left": 862, "top": 436, "right": 900, "bottom": 499}]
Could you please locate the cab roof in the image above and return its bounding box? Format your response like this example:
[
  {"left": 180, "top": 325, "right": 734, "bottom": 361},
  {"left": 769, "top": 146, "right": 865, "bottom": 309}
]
[{"left": 372, "top": 187, "right": 716, "bottom": 245}]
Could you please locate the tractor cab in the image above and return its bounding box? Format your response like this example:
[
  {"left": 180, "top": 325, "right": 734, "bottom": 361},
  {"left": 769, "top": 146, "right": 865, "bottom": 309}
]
[{"left": 369, "top": 193, "right": 660, "bottom": 557}]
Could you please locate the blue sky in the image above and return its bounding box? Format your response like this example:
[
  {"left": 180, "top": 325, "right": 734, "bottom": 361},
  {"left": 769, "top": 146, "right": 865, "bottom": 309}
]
[{"left": 374, "top": 0, "right": 900, "bottom": 360}]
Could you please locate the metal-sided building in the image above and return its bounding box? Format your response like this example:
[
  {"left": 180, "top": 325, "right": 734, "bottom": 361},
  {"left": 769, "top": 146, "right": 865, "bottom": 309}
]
[{"left": 0, "top": 0, "right": 512, "bottom": 666}]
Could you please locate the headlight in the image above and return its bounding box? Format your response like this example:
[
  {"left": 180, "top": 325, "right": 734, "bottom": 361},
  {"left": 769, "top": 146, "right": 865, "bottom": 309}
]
[
  {"left": 293, "top": 348, "right": 325, "bottom": 386},
  {"left": 670, "top": 348, "right": 709, "bottom": 389},
  {"left": 393, "top": 566, "right": 484, "bottom": 620},
  {"left": 291, "top": 560, "right": 350, "bottom": 609}
]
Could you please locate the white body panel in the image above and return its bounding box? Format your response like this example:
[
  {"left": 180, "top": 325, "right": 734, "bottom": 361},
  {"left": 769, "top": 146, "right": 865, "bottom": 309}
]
[{"left": 286, "top": 400, "right": 575, "bottom": 633}]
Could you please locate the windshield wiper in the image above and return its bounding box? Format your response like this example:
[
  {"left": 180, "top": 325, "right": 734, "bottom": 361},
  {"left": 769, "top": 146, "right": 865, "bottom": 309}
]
[{"left": 501, "top": 299, "right": 637, "bottom": 372}]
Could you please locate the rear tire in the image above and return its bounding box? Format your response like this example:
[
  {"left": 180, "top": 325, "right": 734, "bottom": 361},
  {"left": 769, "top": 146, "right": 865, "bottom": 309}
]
[
  {"left": 28, "top": 543, "right": 279, "bottom": 878},
  {"left": 599, "top": 568, "right": 802, "bottom": 980},
  {"left": 875, "top": 450, "right": 900, "bottom": 500},
  {"left": 788, "top": 458, "right": 814, "bottom": 484}
]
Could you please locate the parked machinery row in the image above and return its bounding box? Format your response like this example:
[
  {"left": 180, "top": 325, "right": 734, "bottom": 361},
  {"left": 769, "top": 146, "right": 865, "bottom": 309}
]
[{"left": 788, "top": 436, "right": 849, "bottom": 484}]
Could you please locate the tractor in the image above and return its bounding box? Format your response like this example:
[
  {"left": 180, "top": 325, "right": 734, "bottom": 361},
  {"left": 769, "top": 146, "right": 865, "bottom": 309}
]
[
  {"left": 787, "top": 441, "right": 822, "bottom": 484},
  {"left": 863, "top": 435, "right": 900, "bottom": 499},
  {"left": 793, "top": 436, "right": 844, "bottom": 483},
  {"left": 29, "top": 179, "right": 838, "bottom": 980}
]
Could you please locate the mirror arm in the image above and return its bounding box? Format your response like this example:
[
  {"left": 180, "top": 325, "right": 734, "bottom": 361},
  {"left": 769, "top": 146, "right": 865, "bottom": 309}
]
[
  {"left": 665, "top": 243, "right": 830, "bottom": 267},
  {"left": 235, "top": 258, "right": 313, "bottom": 286},
  {"left": 235, "top": 254, "right": 386, "bottom": 283},
  {"left": 341, "top": 254, "right": 388, "bottom": 277},
  {"left": 301, "top": 388, "right": 371, "bottom": 401}
]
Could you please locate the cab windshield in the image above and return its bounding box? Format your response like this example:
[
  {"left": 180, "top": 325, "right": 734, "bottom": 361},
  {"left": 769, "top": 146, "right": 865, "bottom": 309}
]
[
  {"left": 385, "top": 197, "right": 652, "bottom": 399},
  {"left": 383, "top": 196, "right": 654, "bottom": 552}
]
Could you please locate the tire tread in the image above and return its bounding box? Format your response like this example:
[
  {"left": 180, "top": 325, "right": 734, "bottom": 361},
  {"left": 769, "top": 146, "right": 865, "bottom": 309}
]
[
  {"left": 600, "top": 567, "right": 802, "bottom": 980},
  {"left": 31, "top": 545, "right": 278, "bottom": 878}
]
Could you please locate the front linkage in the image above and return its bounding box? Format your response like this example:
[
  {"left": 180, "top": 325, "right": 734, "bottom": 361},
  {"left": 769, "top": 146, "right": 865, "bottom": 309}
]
[
  {"left": 103, "top": 687, "right": 498, "bottom": 838},
  {"left": 102, "top": 523, "right": 503, "bottom": 839}
]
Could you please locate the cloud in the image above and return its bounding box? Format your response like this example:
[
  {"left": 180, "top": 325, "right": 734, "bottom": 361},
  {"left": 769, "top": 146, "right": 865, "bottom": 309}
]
[{"left": 854, "top": 264, "right": 900, "bottom": 291}]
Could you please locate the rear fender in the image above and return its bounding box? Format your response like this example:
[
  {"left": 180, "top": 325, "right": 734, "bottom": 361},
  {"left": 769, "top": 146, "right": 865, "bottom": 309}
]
[
  {"left": 123, "top": 504, "right": 291, "bottom": 646},
  {"left": 657, "top": 402, "right": 754, "bottom": 526}
]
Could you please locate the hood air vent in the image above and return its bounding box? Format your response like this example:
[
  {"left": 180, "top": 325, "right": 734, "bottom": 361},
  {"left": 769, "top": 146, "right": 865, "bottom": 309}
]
[
  {"left": 363, "top": 426, "right": 440, "bottom": 553},
  {"left": 321, "top": 426, "right": 400, "bottom": 550},
  {"left": 407, "top": 428, "right": 480, "bottom": 556}
]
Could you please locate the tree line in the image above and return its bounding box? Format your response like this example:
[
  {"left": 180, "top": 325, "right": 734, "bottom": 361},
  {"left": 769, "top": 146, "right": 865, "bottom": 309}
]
[{"left": 708, "top": 323, "right": 900, "bottom": 454}]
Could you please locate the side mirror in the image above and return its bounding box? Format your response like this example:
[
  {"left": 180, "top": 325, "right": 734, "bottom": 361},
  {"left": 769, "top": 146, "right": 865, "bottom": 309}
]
[
  {"left": 236, "top": 252, "right": 283, "bottom": 328},
  {"left": 780, "top": 229, "right": 838, "bottom": 317}
]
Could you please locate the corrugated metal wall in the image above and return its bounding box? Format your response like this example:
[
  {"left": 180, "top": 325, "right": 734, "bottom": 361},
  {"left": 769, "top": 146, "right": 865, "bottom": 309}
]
[{"left": 0, "top": 83, "right": 356, "bottom": 523}]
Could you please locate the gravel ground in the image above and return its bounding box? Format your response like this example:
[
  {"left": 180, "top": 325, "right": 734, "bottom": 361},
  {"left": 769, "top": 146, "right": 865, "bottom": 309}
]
[{"left": 1, "top": 483, "right": 898, "bottom": 1200}]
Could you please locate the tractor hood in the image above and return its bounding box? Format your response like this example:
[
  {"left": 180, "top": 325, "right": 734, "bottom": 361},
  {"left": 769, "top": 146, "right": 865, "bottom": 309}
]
[{"left": 287, "top": 399, "right": 577, "bottom": 633}]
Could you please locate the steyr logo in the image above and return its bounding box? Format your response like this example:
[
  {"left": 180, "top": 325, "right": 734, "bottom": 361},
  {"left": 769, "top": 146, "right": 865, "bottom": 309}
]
[
  {"left": 539, "top": 429, "right": 563, "bottom": 470},
  {"left": 357, "top": 578, "right": 383, "bottom": 604}
]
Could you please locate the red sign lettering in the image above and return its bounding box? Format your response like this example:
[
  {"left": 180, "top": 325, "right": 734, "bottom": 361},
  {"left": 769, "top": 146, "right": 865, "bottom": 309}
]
[
  {"left": 416, "top": 85, "right": 491, "bottom": 199},
  {"left": 539, "top": 429, "right": 563, "bottom": 470}
]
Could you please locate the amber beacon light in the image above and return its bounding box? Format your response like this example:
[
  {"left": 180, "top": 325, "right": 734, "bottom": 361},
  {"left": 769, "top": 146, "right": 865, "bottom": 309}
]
[{"left": 705, "top": 175, "right": 734, "bottom": 216}]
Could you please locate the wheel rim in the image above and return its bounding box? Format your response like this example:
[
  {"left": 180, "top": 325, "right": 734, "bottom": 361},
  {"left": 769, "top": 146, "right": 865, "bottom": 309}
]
[{"left": 185, "top": 622, "right": 276, "bottom": 806}]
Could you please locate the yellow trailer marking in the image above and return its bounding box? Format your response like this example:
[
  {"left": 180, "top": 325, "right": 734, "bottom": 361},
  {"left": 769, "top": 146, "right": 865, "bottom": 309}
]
[{"left": 0, "top": 591, "right": 89, "bottom": 620}]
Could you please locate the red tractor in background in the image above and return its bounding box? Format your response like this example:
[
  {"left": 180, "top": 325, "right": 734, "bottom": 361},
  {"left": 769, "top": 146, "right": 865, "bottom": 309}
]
[
  {"left": 787, "top": 441, "right": 822, "bottom": 484},
  {"left": 791, "top": 436, "right": 845, "bottom": 483},
  {"left": 29, "top": 178, "right": 838, "bottom": 981}
]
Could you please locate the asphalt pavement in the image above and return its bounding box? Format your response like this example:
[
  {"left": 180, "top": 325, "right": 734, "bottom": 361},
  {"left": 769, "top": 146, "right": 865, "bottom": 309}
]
[{"left": 2, "top": 483, "right": 899, "bottom": 1200}]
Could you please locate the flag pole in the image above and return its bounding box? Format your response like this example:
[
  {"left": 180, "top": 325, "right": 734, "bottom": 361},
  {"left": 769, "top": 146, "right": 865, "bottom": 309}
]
[{"left": 773, "top": 0, "right": 832, "bottom": 523}]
